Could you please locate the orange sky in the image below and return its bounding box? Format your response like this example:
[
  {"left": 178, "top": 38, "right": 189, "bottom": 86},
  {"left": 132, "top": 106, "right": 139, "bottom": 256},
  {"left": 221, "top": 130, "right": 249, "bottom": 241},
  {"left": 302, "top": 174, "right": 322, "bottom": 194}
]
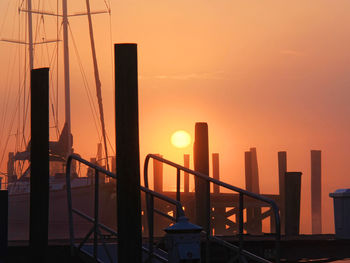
[{"left": 1, "top": 0, "right": 350, "bottom": 234}]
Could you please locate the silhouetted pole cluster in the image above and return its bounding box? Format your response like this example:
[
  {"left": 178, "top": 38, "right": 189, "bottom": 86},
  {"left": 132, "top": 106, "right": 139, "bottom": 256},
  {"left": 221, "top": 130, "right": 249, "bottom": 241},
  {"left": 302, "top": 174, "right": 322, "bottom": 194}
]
[
  {"left": 29, "top": 68, "right": 50, "bottom": 263},
  {"left": 115, "top": 43, "right": 142, "bottom": 263}
]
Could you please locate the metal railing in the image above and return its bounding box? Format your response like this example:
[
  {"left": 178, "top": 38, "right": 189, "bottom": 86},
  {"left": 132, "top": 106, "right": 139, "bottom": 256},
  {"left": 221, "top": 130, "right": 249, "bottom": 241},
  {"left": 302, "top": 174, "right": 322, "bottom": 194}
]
[
  {"left": 143, "top": 154, "right": 281, "bottom": 263},
  {"left": 66, "top": 154, "right": 186, "bottom": 263}
]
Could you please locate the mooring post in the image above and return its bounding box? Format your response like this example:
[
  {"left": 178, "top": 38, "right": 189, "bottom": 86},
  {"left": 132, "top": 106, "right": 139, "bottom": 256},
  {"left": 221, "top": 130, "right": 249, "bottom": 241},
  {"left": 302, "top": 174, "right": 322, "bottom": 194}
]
[
  {"left": 212, "top": 153, "right": 220, "bottom": 193},
  {"left": 285, "top": 172, "right": 302, "bottom": 236},
  {"left": 311, "top": 150, "right": 322, "bottom": 234},
  {"left": 29, "top": 68, "right": 50, "bottom": 263},
  {"left": 184, "top": 154, "right": 190, "bottom": 193},
  {"left": 244, "top": 148, "right": 262, "bottom": 234},
  {"left": 278, "top": 151, "right": 287, "bottom": 234},
  {"left": 0, "top": 190, "right": 8, "bottom": 261},
  {"left": 194, "top": 123, "right": 210, "bottom": 232},
  {"left": 212, "top": 153, "right": 225, "bottom": 235},
  {"left": 153, "top": 154, "right": 163, "bottom": 193},
  {"left": 115, "top": 43, "right": 142, "bottom": 263}
]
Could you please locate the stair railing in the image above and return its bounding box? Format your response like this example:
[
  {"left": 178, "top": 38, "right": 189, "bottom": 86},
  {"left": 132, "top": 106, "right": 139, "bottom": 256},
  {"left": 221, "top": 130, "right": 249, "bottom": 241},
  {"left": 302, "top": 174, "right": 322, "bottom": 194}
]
[
  {"left": 66, "top": 154, "right": 186, "bottom": 263},
  {"left": 144, "top": 154, "right": 281, "bottom": 263}
]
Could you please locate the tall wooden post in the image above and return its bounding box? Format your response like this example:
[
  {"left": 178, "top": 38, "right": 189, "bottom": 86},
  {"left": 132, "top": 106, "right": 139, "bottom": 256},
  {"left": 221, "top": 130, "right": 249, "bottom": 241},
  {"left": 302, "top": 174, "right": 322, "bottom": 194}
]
[
  {"left": 245, "top": 148, "right": 262, "bottom": 234},
  {"left": 115, "top": 44, "right": 142, "bottom": 263},
  {"left": 285, "top": 172, "right": 302, "bottom": 236},
  {"left": 0, "top": 190, "right": 8, "bottom": 261},
  {"left": 194, "top": 122, "right": 210, "bottom": 233},
  {"left": 311, "top": 150, "right": 322, "bottom": 234},
  {"left": 184, "top": 154, "right": 190, "bottom": 193},
  {"left": 111, "top": 156, "right": 116, "bottom": 174},
  {"left": 212, "top": 153, "right": 225, "bottom": 235},
  {"left": 29, "top": 68, "right": 49, "bottom": 263},
  {"left": 153, "top": 154, "right": 163, "bottom": 193},
  {"left": 278, "top": 151, "right": 287, "bottom": 234},
  {"left": 212, "top": 153, "right": 220, "bottom": 193}
]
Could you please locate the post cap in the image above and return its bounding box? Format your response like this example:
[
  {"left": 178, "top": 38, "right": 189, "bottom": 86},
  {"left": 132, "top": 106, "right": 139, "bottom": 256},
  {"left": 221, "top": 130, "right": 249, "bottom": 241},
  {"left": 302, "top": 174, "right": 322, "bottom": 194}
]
[
  {"left": 330, "top": 189, "right": 350, "bottom": 198},
  {"left": 165, "top": 216, "right": 202, "bottom": 234}
]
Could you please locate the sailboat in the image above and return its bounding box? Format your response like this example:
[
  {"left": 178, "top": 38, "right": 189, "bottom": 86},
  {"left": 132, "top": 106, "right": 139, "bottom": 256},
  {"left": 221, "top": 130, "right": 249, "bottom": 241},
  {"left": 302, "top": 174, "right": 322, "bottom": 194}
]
[{"left": 0, "top": 0, "right": 116, "bottom": 240}]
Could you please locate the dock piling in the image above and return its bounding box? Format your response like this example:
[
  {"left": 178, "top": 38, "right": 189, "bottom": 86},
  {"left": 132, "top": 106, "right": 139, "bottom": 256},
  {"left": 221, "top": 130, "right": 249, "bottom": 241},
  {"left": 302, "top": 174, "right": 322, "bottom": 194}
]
[
  {"left": 193, "top": 122, "right": 210, "bottom": 233},
  {"left": 115, "top": 43, "right": 142, "bottom": 263},
  {"left": 285, "top": 172, "right": 302, "bottom": 236},
  {"left": 278, "top": 151, "right": 287, "bottom": 234},
  {"left": 29, "top": 68, "right": 50, "bottom": 263},
  {"left": 184, "top": 154, "right": 190, "bottom": 193},
  {"left": 311, "top": 150, "right": 322, "bottom": 234}
]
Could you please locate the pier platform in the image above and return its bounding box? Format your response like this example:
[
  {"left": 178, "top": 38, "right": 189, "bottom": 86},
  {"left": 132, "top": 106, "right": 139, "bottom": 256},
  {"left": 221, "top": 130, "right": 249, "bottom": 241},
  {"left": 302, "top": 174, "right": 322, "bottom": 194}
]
[{"left": 5, "top": 234, "right": 350, "bottom": 263}]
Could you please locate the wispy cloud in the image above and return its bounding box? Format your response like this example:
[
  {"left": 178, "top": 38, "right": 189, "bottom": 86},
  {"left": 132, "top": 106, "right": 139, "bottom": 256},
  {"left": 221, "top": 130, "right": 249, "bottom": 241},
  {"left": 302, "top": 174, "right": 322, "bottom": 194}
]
[
  {"left": 280, "top": 49, "right": 305, "bottom": 56},
  {"left": 140, "top": 71, "right": 226, "bottom": 80}
]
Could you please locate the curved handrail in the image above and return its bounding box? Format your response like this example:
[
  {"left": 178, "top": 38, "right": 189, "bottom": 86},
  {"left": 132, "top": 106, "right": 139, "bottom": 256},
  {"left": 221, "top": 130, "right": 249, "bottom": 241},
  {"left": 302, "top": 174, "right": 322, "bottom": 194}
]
[
  {"left": 66, "top": 154, "right": 186, "bottom": 262},
  {"left": 143, "top": 153, "right": 281, "bottom": 263}
]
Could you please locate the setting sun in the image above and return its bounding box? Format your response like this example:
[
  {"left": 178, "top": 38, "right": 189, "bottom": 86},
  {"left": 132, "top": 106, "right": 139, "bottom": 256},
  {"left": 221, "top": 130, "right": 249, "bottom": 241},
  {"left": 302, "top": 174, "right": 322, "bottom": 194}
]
[{"left": 171, "top": 130, "right": 191, "bottom": 148}]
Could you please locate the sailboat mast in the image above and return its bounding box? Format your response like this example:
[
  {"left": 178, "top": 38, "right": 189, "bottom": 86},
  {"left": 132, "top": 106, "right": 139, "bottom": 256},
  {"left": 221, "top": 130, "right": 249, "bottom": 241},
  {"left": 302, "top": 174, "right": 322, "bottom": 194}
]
[
  {"left": 27, "top": 0, "right": 34, "bottom": 70},
  {"left": 62, "top": 0, "right": 72, "bottom": 154},
  {"left": 85, "top": 0, "right": 109, "bottom": 170}
]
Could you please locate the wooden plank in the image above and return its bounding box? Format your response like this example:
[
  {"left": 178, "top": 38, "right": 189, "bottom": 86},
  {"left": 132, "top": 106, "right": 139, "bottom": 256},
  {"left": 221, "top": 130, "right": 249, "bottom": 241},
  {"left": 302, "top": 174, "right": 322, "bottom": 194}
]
[
  {"left": 194, "top": 122, "right": 210, "bottom": 233},
  {"left": 311, "top": 150, "right": 322, "bottom": 234},
  {"left": 285, "top": 172, "right": 302, "bottom": 236},
  {"left": 29, "top": 68, "right": 50, "bottom": 263},
  {"left": 115, "top": 43, "right": 142, "bottom": 263},
  {"left": 278, "top": 151, "right": 287, "bottom": 234}
]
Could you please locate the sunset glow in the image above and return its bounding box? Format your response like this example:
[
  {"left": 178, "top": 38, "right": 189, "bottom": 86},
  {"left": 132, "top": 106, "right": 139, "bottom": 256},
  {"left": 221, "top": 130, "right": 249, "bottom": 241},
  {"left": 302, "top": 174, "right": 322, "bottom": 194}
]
[{"left": 171, "top": 130, "right": 191, "bottom": 148}]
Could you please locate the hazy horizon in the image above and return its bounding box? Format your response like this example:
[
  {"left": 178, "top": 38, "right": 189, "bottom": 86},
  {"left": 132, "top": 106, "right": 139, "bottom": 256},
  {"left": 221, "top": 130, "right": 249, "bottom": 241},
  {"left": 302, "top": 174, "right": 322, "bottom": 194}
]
[{"left": 1, "top": 0, "right": 350, "bottom": 235}]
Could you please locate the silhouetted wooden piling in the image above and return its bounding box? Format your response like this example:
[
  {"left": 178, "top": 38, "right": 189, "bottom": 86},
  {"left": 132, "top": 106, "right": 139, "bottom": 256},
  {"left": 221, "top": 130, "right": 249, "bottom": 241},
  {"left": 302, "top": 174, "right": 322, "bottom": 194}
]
[
  {"left": 212, "top": 153, "right": 225, "bottom": 234},
  {"left": 153, "top": 154, "right": 163, "bottom": 193},
  {"left": 311, "top": 150, "right": 322, "bottom": 234},
  {"left": 194, "top": 122, "right": 210, "bottom": 233},
  {"left": 184, "top": 154, "right": 190, "bottom": 193},
  {"left": 278, "top": 151, "right": 287, "bottom": 233},
  {"left": 245, "top": 148, "right": 262, "bottom": 234},
  {"left": 29, "top": 68, "right": 49, "bottom": 263},
  {"left": 111, "top": 156, "right": 116, "bottom": 174},
  {"left": 115, "top": 43, "right": 142, "bottom": 263},
  {"left": 212, "top": 153, "right": 220, "bottom": 193},
  {"left": 0, "top": 190, "right": 8, "bottom": 261},
  {"left": 285, "top": 172, "right": 302, "bottom": 236}
]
